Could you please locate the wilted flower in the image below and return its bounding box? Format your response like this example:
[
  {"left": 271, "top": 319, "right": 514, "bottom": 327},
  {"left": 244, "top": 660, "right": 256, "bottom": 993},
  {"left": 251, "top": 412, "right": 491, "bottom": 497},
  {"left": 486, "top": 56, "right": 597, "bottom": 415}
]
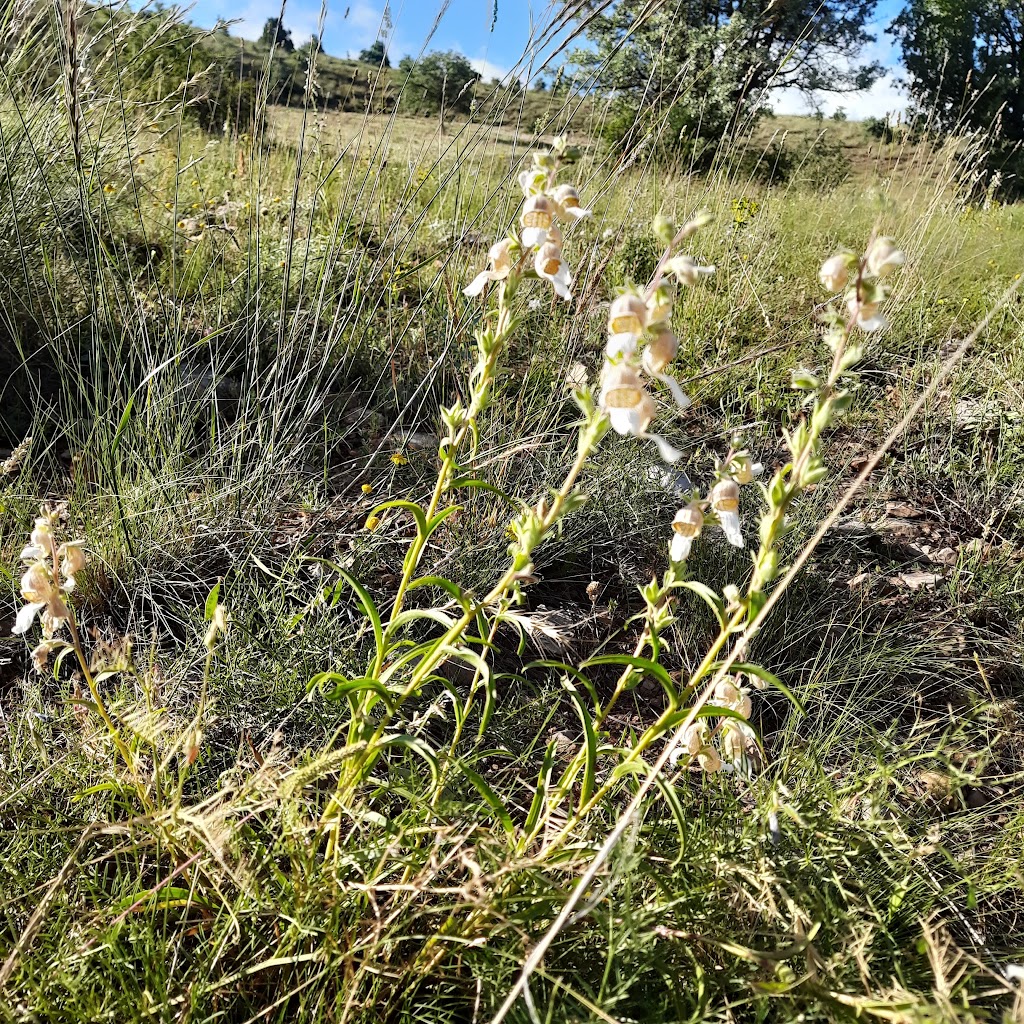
[
  {"left": 710, "top": 478, "right": 743, "bottom": 547},
  {"left": 665, "top": 255, "right": 715, "bottom": 286},
  {"left": 818, "top": 252, "right": 854, "bottom": 292},
  {"left": 669, "top": 502, "right": 703, "bottom": 563},
  {"left": 520, "top": 195, "right": 556, "bottom": 248},
  {"left": 551, "top": 184, "right": 592, "bottom": 221},
  {"left": 865, "top": 237, "right": 905, "bottom": 278},
  {"left": 534, "top": 242, "right": 572, "bottom": 300},
  {"left": 464, "top": 238, "right": 517, "bottom": 297}
]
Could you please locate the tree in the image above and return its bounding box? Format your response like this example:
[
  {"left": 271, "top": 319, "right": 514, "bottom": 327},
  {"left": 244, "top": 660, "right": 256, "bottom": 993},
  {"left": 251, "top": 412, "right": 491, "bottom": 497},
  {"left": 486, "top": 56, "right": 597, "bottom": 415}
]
[
  {"left": 571, "top": 0, "right": 883, "bottom": 154},
  {"left": 260, "top": 17, "right": 294, "bottom": 53},
  {"left": 890, "top": 1, "right": 1023, "bottom": 140},
  {"left": 398, "top": 51, "right": 481, "bottom": 114},
  {"left": 359, "top": 39, "right": 390, "bottom": 68}
]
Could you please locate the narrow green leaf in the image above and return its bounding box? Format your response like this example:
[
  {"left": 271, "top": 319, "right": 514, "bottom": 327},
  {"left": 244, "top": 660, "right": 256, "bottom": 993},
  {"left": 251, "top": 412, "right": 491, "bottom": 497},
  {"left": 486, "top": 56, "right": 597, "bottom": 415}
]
[{"left": 457, "top": 761, "right": 515, "bottom": 837}]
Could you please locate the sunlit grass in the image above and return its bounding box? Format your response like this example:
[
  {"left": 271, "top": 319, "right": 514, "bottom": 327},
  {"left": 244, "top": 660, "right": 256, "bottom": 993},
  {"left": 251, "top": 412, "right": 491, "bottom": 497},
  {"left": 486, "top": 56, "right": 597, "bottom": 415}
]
[{"left": 0, "top": 4, "right": 1022, "bottom": 1023}]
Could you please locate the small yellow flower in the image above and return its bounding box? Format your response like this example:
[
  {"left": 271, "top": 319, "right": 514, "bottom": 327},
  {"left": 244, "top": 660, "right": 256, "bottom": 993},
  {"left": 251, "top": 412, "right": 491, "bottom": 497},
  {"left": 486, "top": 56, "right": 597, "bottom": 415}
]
[
  {"left": 191, "top": 179, "right": 200, "bottom": 187},
  {"left": 136, "top": 157, "right": 145, "bottom": 166},
  {"left": 390, "top": 451, "right": 408, "bottom": 466},
  {"left": 103, "top": 182, "right": 116, "bottom": 194},
  {"left": 365, "top": 514, "right": 381, "bottom": 531},
  {"left": 361, "top": 483, "right": 373, "bottom": 494}
]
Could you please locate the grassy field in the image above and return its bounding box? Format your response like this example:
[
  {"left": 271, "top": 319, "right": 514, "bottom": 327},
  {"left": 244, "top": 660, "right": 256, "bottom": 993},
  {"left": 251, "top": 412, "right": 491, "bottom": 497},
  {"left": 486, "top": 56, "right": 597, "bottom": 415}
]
[{"left": 1, "top": 6, "right": 1024, "bottom": 1023}]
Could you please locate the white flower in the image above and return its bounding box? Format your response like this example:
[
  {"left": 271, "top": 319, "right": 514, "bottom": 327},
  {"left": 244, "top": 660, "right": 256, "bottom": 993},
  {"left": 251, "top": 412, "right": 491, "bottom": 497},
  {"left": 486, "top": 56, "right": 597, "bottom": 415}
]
[
  {"left": 599, "top": 363, "right": 681, "bottom": 462},
  {"left": 847, "top": 295, "right": 887, "bottom": 332},
  {"left": 14, "top": 561, "right": 69, "bottom": 637},
  {"left": 518, "top": 168, "right": 547, "bottom": 196},
  {"left": 665, "top": 255, "right": 715, "bottom": 286},
  {"left": 669, "top": 502, "right": 703, "bottom": 563},
  {"left": 606, "top": 293, "right": 648, "bottom": 356},
  {"left": 818, "top": 252, "right": 853, "bottom": 292},
  {"left": 19, "top": 515, "right": 54, "bottom": 562},
  {"left": 710, "top": 478, "right": 743, "bottom": 548},
  {"left": 677, "top": 723, "right": 721, "bottom": 773},
  {"left": 463, "top": 238, "right": 517, "bottom": 297},
  {"left": 642, "top": 328, "right": 678, "bottom": 374},
  {"left": 646, "top": 284, "right": 673, "bottom": 325},
  {"left": 520, "top": 195, "right": 556, "bottom": 248},
  {"left": 730, "top": 454, "right": 763, "bottom": 485},
  {"left": 551, "top": 184, "right": 592, "bottom": 220},
  {"left": 865, "top": 237, "right": 904, "bottom": 278},
  {"left": 722, "top": 720, "right": 756, "bottom": 764},
  {"left": 642, "top": 328, "right": 690, "bottom": 411},
  {"left": 714, "top": 677, "right": 753, "bottom": 720},
  {"left": 59, "top": 540, "right": 87, "bottom": 591},
  {"left": 599, "top": 364, "right": 655, "bottom": 436},
  {"left": 534, "top": 242, "right": 572, "bottom": 300}
]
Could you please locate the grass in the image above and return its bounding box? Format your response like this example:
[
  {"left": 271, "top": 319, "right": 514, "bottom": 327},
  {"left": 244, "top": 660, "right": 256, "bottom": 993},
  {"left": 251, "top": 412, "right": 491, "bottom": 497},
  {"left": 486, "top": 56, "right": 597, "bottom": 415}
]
[{"left": 1, "top": 4, "right": 1024, "bottom": 1022}]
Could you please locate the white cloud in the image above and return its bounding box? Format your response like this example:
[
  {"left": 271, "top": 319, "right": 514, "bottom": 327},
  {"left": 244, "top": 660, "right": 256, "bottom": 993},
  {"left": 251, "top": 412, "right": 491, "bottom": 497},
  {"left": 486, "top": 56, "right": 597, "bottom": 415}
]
[
  {"left": 772, "top": 72, "right": 906, "bottom": 120},
  {"left": 771, "top": 19, "right": 908, "bottom": 121},
  {"left": 470, "top": 56, "right": 511, "bottom": 84}
]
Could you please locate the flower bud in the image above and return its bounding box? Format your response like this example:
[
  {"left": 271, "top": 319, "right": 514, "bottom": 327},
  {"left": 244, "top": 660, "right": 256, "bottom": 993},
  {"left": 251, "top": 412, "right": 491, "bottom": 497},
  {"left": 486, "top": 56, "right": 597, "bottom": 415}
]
[
  {"left": 653, "top": 213, "right": 676, "bottom": 246},
  {"left": 665, "top": 254, "right": 715, "bottom": 286}
]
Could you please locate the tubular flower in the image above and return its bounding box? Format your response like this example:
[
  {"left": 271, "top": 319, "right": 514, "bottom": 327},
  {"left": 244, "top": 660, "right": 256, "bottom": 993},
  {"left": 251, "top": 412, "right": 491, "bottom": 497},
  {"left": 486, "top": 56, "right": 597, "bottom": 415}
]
[
  {"left": 714, "top": 677, "right": 753, "bottom": 720},
  {"left": 59, "top": 541, "right": 87, "bottom": 590},
  {"left": 520, "top": 195, "right": 556, "bottom": 248},
  {"left": 599, "top": 364, "right": 655, "bottom": 436},
  {"left": 599, "top": 363, "right": 681, "bottom": 462},
  {"left": 19, "top": 515, "right": 55, "bottom": 562},
  {"left": 818, "top": 252, "right": 853, "bottom": 292},
  {"left": 643, "top": 327, "right": 678, "bottom": 374},
  {"left": 643, "top": 328, "right": 690, "bottom": 411},
  {"left": 865, "top": 237, "right": 905, "bottom": 278},
  {"left": 730, "top": 453, "right": 763, "bottom": 485},
  {"left": 710, "top": 478, "right": 743, "bottom": 548},
  {"left": 463, "top": 238, "right": 517, "bottom": 297},
  {"left": 534, "top": 242, "right": 572, "bottom": 300},
  {"left": 678, "top": 722, "right": 722, "bottom": 773},
  {"left": 518, "top": 167, "right": 547, "bottom": 196},
  {"left": 665, "top": 255, "right": 715, "bottom": 287},
  {"left": 646, "top": 284, "right": 674, "bottom": 325},
  {"left": 722, "top": 720, "right": 757, "bottom": 765},
  {"left": 847, "top": 295, "right": 887, "bottom": 332},
  {"left": 669, "top": 502, "right": 703, "bottom": 563},
  {"left": 606, "top": 293, "right": 648, "bottom": 357},
  {"left": 14, "top": 561, "right": 70, "bottom": 637},
  {"left": 551, "top": 184, "right": 592, "bottom": 221}
]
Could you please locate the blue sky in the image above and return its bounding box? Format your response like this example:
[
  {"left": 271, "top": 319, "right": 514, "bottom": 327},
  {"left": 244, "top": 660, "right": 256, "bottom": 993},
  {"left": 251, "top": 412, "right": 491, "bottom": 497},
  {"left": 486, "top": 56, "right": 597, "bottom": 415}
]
[{"left": 180, "top": 0, "right": 909, "bottom": 118}]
